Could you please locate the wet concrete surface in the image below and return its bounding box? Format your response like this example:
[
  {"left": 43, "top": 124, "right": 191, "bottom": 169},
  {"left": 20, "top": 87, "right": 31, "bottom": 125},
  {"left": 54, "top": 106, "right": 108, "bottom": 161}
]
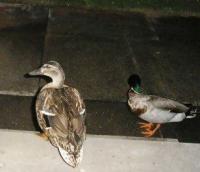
[
  {"left": 0, "top": 94, "right": 162, "bottom": 138},
  {"left": 177, "top": 116, "right": 200, "bottom": 143},
  {"left": 2, "top": 92, "right": 200, "bottom": 142},
  {"left": 127, "top": 17, "right": 200, "bottom": 103},
  {"left": 128, "top": 40, "right": 200, "bottom": 103},
  {"left": 44, "top": 8, "right": 138, "bottom": 101},
  {"left": 0, "top": 4, "right": 48, "bottom": 95},
  {"left": 44, "top": 35, "right": 132, "bottom": 101},
  {"left": 0, "top": 92, "right": 199, "bottom": 142},
  {"left": 44, "top": 8, "right": 200, "bottom": 103},
  {"left": 0, "top": 4, "right": 200, "bottom": 142},
  {"left": 0, "top": 95, "right": 39, "bottom": 131},
  {"left": 86, "top": 100, "right": 153, "bottom": 137}
]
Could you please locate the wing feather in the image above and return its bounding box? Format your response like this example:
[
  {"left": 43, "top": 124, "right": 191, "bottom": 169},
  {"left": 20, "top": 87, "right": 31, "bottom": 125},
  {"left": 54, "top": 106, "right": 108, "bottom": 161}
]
[
  {"left": 36, "top": 87, "right": 86, "bottom": 149},
  {"left": 148, "top": 95, "right": 189, "bottom": 113}
]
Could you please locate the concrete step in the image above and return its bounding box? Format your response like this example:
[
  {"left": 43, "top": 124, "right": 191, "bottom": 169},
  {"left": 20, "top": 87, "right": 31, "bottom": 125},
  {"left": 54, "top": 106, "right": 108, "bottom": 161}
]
[
  {"left": 0, "top": 129, "right": 200, "bottom": 172},
  {"left": 0, "top": 94, "right": 200, "bottom": 143},
  {"left": 0, "top": 94, "right": 155, "bottom": 137}
]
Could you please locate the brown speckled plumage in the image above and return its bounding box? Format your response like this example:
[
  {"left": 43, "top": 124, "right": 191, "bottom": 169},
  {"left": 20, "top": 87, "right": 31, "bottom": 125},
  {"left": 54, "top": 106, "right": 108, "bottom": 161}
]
[
  {"left": 36, "top": 86, "right": 86, "bottom": 166},
  {"left": 29, "top": 61, "right": 86, "bottom": 167}
]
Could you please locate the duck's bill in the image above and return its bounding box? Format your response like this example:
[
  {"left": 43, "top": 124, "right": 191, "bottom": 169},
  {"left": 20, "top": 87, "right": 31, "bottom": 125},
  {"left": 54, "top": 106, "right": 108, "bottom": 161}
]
[{"left": 28, "top": 68, "right": 42, "bottom": 76}]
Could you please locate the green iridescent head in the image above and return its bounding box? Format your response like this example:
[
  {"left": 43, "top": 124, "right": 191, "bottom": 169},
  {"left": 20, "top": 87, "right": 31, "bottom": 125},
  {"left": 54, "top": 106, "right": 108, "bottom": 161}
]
[{"left": 128, "top": 74, "right": 142, "bottom": 94}]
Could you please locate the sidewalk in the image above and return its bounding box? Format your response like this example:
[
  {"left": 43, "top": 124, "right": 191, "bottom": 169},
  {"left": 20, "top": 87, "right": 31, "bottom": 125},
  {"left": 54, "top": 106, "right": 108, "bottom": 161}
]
[{"left": 0, "top": 129, "right": 200, "bottom": 172}]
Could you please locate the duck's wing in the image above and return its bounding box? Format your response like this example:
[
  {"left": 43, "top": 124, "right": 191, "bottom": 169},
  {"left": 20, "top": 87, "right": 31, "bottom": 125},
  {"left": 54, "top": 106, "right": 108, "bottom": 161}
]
[
  {"left": 36, "top": 87, "right": 86, "bottom": 137},
  {"left": 35, "top": 88, "right": 53, "bottom": 131},
  {"left": 62, "top": 86, "right": 86, "bottom": 117},
  {"left": 36, "top": 87, "right": 86, "bottom": 167},
  {"left": 148, "top": 95, "right": 189, "bottom": 113},
  {"left": 48, "top": 87, "right": 86, "bottom": 142}
]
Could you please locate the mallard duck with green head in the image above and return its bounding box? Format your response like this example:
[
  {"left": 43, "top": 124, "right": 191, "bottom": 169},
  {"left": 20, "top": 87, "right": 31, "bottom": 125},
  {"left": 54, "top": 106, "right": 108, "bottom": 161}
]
[
  {"left": 28, "top": 61, "right": 86, "bottom": 167},
  {"left": 128, "top": 74, "right": 198, "bottom": 137}
]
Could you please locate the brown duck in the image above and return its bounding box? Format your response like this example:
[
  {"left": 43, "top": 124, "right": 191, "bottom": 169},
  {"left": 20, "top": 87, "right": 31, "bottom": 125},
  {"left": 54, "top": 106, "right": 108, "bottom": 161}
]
[{"left": 28, "top": 61, "right": 86, "bottom": 167}]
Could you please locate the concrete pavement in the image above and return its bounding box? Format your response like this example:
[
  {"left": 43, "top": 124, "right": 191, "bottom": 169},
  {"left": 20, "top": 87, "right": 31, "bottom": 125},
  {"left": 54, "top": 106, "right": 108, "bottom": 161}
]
[{"left": 0, "top": 129, "right": 200, "bottom": 172}]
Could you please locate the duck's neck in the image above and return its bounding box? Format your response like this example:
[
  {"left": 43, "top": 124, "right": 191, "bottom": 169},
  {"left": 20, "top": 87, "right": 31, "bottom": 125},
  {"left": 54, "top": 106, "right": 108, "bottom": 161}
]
[
  {"left": 44, "top": 73, "right": 65, "bottom": 89},
  {"left": 130, "top": 84, "right": 141, "bottom": 94}
]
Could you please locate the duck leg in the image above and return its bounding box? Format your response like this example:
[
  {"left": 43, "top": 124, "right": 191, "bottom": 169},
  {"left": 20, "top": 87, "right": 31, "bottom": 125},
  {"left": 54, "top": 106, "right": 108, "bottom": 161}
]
[
  {"left": 36, "top": 132, "right": 48, "bottom": 140},
  {"left": 139, "top": 122, "right": 161, "bottom": 137}
]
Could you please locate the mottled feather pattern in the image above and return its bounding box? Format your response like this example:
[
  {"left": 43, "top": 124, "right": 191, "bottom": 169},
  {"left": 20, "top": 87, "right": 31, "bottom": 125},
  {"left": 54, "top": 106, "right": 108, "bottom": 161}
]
[
  {"left": 128, "top": 94, "right": 148, "bottom": 115},
  {"left": 148, "top": 95, "right": 189, "bottom": 113},
  {"left": 36, "top": 85, "right": 86, "bottom": 160},
  {"left": 128, "top": 92, "right": 191, "bottom": 124},
  {"left": 128, "top": 93, "right": 189, "bottom": 115},
  {"left": 127, "top": 74, "right": 198, "bottom": 137}
]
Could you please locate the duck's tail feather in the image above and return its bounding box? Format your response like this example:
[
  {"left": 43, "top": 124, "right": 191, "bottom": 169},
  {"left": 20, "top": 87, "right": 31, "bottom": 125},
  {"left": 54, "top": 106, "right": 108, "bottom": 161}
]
[
  {"left": 185, "top": 105, "right": 200, "bottom": 119},
  {"left": 58, "top": 145, "right": 83, "bottom": 168}
]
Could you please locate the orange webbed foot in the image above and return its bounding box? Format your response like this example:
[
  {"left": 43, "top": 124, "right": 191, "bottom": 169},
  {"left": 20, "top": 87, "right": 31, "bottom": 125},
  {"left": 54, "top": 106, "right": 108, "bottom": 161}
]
[
  {"left": 139, "top": 122, "right": 154, "bottom": 130},
  {"left": 138, "top": 122, "right": 161, "bottom": 137}
]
